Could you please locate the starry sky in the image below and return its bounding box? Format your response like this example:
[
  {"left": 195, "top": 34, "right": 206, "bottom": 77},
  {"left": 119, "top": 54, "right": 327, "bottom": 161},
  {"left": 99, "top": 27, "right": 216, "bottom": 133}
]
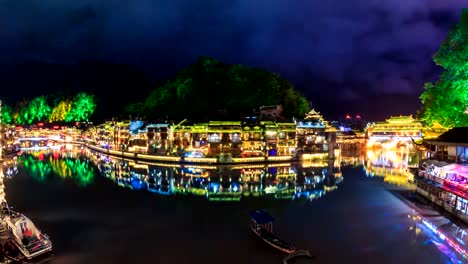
[{"left": 0, "top": 0, "right": 465, "bottom": 120}]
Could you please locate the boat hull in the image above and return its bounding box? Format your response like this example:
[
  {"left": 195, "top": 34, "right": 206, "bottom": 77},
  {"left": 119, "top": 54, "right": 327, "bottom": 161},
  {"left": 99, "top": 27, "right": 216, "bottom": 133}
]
[{"left": 250, "top": 226, "right": 295, "bottom": 254}]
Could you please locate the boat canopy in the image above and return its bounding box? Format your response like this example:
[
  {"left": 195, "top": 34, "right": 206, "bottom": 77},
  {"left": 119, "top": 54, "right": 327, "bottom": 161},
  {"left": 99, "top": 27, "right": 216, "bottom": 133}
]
[{"left": 248, "top": 210, "right": 275, "bottom": 225}]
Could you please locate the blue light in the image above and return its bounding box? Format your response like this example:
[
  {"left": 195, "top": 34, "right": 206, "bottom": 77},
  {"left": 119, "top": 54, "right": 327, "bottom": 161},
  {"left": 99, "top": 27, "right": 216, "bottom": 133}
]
[{"left": 131, "top": 178, "right": 145, "bottom": 190}]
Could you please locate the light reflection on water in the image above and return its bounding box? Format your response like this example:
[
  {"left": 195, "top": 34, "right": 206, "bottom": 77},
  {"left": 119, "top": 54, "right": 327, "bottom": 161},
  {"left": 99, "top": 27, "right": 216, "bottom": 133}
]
[
  {"left": 362, "top": 149, "right": 420, "bottom": 187},
  {"left": 2, "top": 146, "right": 468, "bottom": 263},
  {"left": 13, "top": 146, "right": 343, "bottom": 202},
  {"left": 408, "top": 212, "right": 467, "bottom": 263}
]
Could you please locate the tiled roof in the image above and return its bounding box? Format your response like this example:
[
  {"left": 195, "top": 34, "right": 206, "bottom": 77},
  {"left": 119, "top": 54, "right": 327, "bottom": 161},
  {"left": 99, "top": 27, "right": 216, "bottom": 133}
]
[{"left": 427, "top": 127, "right": 468, "bottom": 144}]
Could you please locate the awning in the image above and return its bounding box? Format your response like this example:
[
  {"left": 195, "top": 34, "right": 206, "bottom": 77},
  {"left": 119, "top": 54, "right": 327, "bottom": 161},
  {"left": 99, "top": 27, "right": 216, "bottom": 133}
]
[{"left": 248, "top": 210, "right": 275, "bottom": 224}]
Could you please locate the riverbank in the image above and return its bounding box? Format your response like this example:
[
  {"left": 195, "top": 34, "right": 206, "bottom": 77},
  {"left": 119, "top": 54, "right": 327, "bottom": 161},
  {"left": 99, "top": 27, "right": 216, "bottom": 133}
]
[{"left": 83, "top": 143, "right": 331, "bottom": 165}]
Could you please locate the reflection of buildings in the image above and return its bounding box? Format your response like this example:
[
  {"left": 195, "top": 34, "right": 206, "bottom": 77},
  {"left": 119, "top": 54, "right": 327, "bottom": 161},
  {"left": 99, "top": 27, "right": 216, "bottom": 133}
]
[
  {"left": 82, "top": 148, "right": 343, "bottom": 202},
  {"left": 364, "top": 150, "right": 418, "bottom": 186},
  {"left": 2, "top": 156, "right": 18, "bottom": 179},
  {"left": 406, "top": 212, "right": 467, "bottom": 261},
  {"left": 366, "top": 115, "right": 423, "bottom": 150}
]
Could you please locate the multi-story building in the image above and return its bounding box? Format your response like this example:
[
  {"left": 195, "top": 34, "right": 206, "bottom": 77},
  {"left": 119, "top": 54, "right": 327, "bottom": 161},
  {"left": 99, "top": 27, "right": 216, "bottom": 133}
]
[
  {"left": 295, "top": 109, "right": 328, "bottom": 154},
  {"left": 366, "top": 115, "right": 423, "bottom": 149},
  {"left": 114, "top": 121, "right": 130, "bottom": 147},
  {"left": 207, "top": 121, "right": 242, "bottom": 158},
  {"left": 146, "top": 124, "right": 169, "bottom": 154},
  {"left": 89, "top": 110, "right": 337, "bottom": 161},
  {"left": 95, "top": 121, "right": 115, "bottom": 148},
  {"left": 276, "top": 122, "right": 296, "bottom": 156},
  {"left": 241, "top": 122, "right": 264, "bottom": 158}
]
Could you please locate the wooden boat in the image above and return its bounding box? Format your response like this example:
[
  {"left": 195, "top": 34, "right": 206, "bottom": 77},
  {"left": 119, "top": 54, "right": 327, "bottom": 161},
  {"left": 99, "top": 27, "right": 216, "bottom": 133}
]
[{"left": 248, "top": 210, "right": 295, "bottom": 254}]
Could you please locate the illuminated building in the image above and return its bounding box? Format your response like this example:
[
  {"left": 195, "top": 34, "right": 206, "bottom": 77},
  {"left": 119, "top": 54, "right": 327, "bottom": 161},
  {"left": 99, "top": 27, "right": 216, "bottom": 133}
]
[
  {"left": 16, "top": 109, "right": 338, "bottom": 163},
  {"left": 336, "top": 130, "right": 366, "bottom": 152},
  {"left": 276, "top": 122, "right": 296, "bottom": 156},
  {"left": 146, "top": 124, "right": 169, "bottom": 154},
  {"left": 114, "top": 121, "right": 130, "bottom": 147},
  {"left": 207, "top": 121, "right": 242, "bottom": 158},
  {"left": 241, "top": 122, "right": 264, "bottom": 158},
  {"left": 172, "top": 124, "right": 192, "bottom": 153},
  {"left": 366, "top": 115, "right": 423, "bottom": 149},
  {"left": 295, "top": 109, "right": 328, "bottom": 154},
  {"left": 95, "top": 121, "right": 115, "bottom": 148},
  {"left": 424, "top": 127, "right": 468, "bottom": 164},
  {"left": 417, "top": 127, "right": 468, "bottom": 223},
  {"left": 421, "top": 122, "right": 450, "bottom": 140}
]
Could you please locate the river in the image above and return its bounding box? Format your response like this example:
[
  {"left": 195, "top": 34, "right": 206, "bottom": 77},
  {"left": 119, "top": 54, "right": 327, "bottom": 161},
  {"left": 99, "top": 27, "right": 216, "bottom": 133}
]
[{"left": 1, "top": 146, "right": 466, "bottom": 263}]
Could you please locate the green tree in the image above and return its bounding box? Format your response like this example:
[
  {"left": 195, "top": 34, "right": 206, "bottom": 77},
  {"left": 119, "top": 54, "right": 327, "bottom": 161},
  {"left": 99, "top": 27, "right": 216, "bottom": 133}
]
[
  {"left": 16, "top": 96, "right": 51, "bottom": 124},
  {"left": 66, "top": 92, "right": 96, "bottom": 122},
  {"left": 419, "top": 9, "right": 468, "bottom": 127},
  {"left": 0, "top": 101, "right": 14, "bottom": 124}
]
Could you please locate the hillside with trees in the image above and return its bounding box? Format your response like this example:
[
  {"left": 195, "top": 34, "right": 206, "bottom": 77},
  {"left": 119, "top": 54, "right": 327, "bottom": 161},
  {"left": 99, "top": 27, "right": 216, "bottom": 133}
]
[
  {"left": 125, "top": 57, "right": 310, "bottom": 121},
  {"left": 1, "top": 92, "right": 96, "bottom": 125}
]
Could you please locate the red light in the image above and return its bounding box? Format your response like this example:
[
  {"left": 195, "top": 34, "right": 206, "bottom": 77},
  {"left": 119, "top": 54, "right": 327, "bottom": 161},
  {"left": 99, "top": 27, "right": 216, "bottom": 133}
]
[
  {"left": 345, "top": 114, "right": 351, "bottom": 119},
  {"left": 38, "top": 122, "right": 44, "bottom": 126},
  {"left": 356, "top": 115, "right": 361, "bottom": 119},
  {"left": 53, "top": 125, "right": 59, "bottom": 129}
]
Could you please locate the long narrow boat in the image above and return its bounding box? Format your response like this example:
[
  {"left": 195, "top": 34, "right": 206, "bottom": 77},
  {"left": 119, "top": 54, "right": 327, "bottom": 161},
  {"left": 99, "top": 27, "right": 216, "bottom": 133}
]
[{"left": 248, "top": 210, "right": 295, "bottom": 254}]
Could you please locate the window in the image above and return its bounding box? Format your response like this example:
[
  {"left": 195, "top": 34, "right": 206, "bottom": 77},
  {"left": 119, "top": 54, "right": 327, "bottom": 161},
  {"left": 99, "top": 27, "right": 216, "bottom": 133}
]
[
  {"left": 457, "top": 197, "right": 468, "bottom": 215},
  {"left": 208, "top": 134, "right": 220, "bottom": 143}
]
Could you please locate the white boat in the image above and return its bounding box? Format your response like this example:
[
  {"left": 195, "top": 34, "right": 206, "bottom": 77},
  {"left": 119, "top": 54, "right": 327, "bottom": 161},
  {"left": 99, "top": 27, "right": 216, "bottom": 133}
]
[{"left": 0, "top": 204, "right": 52, "bottom": 260}]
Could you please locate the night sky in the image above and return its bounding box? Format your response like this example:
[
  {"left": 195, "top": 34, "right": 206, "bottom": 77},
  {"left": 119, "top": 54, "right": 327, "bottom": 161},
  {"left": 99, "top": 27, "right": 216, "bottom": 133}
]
[{"left": 0, "top": 1, "right": 465, "bottom": 120}]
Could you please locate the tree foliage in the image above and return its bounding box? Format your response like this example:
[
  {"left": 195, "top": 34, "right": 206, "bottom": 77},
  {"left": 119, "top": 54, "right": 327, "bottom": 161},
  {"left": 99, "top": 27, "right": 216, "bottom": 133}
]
[
  {"left": 16, "top": 96, "right": 51, "bottom": 124},
  {"left": 3, "top": 92, "right": 96, "bottom": 125},
  {"left": 130, "top": 57, "right": 309, "bottom": 120},
  {"left": 65, "top": 92, "right": 96, "bottom": 122},
  {"left": 0, "top": 101, "right": 14, "bottom": 124},
  {"left": 419, "top": 9, "right": 468, "bottom": 127},
  {"left": 50, "top": 100, "right": 72, "bottom": 122}
]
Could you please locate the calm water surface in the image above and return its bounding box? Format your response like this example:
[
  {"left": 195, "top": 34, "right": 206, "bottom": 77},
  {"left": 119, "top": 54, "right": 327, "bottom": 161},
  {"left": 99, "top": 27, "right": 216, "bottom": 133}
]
[{"left": 2, "top": 147, "right": 466, "bottom": 264}]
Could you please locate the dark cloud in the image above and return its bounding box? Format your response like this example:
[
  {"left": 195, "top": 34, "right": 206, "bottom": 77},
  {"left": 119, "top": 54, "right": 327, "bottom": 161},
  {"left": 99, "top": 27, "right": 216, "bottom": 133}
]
[{"left": 0, "top": 0, "right": 465, "bottom": 120}]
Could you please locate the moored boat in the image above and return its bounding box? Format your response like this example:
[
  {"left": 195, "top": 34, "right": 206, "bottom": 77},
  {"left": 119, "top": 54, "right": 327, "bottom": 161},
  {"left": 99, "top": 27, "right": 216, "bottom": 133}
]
[
  {"left": 0, "top": 203, "right": 52, "bottom": 260},
  {"left": 248, "top": 210, "right": 295, "bottom": 254}
]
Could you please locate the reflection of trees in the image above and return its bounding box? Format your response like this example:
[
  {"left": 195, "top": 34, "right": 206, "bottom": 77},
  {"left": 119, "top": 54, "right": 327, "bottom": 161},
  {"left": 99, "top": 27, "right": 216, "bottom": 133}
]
[
  {"left": 22, "top": 156, "right": 51, "bottom": 183},
  {"left": 19, "top": 153, "right": 95, "bottom": 187}
]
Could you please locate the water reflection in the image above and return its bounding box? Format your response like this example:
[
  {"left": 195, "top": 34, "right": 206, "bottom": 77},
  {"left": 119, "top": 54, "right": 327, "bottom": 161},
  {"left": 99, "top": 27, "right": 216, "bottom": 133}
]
[
  {"left": 15, "top": 147, "right": 343, "bottom": 202},
  {"left": 89, "top": 149, "right": 343, "bottom": 202},
  {"left": 407, "top": 212, "right": 467, "bottom": 262},
  {"left": 17, "top": 148, "right": 95, "bottom": 187},
  {"left": 363, "top": 149, "right": 420, "bottom": 186},
  {"left": 1, "top": 156, "right": 18, "bottom": 179}
]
